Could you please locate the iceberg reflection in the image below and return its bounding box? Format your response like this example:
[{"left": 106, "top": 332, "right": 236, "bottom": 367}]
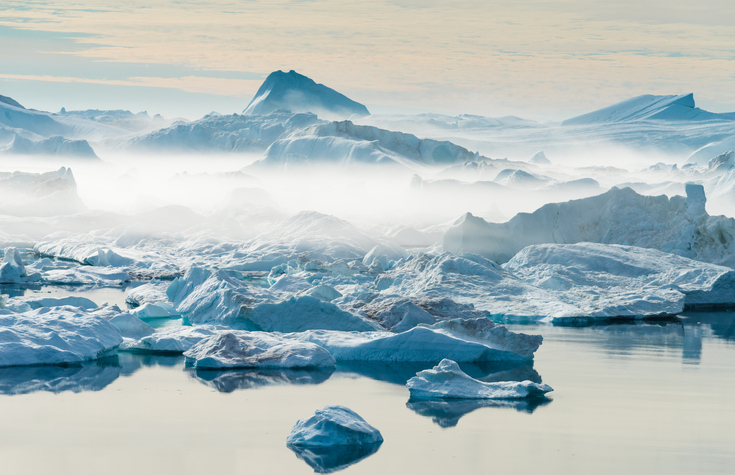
[
  {"left": 0, "top": 357, "right": 120, "bottom": 395},
  {"left": 288, "top": 442, "right": 383, "bottom": 473},
  {"left": 187, "top": 367, "right": 335, "bottom": 393},
  {"left": 407, "top": 396, "right": 552, "bottom": 428}
]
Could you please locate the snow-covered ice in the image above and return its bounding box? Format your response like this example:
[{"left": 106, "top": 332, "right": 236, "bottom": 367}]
[
  {"left": 0, "top": 307, "right": 122, "bottom": 367},
  {"left": 183, "top": 331, "right": 335, "bottom": 369},
  {"left": 406, "top": 358, "right": 553, "bottom": 400},
  {"left": 286, "top": 405, "right": 383, "bottom": 447}
]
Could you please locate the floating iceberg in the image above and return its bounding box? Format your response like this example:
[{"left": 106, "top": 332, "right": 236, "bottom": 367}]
[
  {"left": 505, "top": 242, "right": 735, "bottom": 314},
  {"left": 406, "top": 359, "right": 553, "bottom": 400},
  {"left": 0, "top": 307, "right": 122, "bottom": 367},
  {"left": 290, "top": 319, "right": 542, "bottom": 363},
  {"left": 286, "top": 405, "right": 383, "bottom": 447},
  {"left": 183, "top": 331, "right": 336, "bottom": 369}
]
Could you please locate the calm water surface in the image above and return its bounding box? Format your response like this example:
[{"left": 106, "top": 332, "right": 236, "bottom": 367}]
[{"left": 0, "top": 301, "right": 733, "bottom": 474}]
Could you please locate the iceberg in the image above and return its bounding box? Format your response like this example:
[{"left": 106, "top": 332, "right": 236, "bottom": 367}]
[
  {"left": 0, "top": 247, "right": 41, "bottom": 284},
  {"left": 123, "top": 325, "right": 224, "bottom": 353},
  {"left": 244, "top": 70, "right": 370, "bottom": 119},
  {"left": 258, "top": 120, "right": 478, "bottom": 170},
  {"left": 444, "top": 186, "right": 735, "bottom": 267},
  {"left": 183, "top": 331, "right": 336, "bottom": 369},
  {"left": 286, "top": 405, "right": 383, "bottom": 447},
  {"left": 505, "top": 242, "right": 735, "bottom": 314},
  {"left": 406, "top": 359, "right": 553, "bottom": 399},
  {"left": 406, "top": 397, "right": 550, "bottom": 427},
  {"left": 0, "top": 307, "right": 122, "bottom": 367},
  {"left": 563, "top": 93, "right": 735, "bottom": 125},
  {"left": 109, "top": 313, "right": 156, "bottom": 340},
  {"left": 1, "top": 135, "right": 98, "bottom": 159},
  {"left": 290, "top": 319, "right": 542, "bottom": 363}
]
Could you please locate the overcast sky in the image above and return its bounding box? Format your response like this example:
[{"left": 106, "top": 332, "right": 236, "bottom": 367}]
[{"left": 1, "top": 0, "right": 733, "bottom": 120}]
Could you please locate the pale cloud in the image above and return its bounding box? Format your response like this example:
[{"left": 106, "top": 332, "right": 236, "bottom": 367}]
[
  {"left": 0, "top": 73, "right": 262, "bottom": 96},
  {"left": 0, "top": 0, "right": 733, "bottom": 119}
]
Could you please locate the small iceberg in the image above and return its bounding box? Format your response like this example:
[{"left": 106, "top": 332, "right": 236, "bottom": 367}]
[
  {"left": 184, "top": 331, "right": 336, "bottom": 369},
  {"left": 287, "top": 405, "right": 383, "bottom": 447},
  {"left": 287, "top": 405, "right": 383, "bottom": 472},
  {"left": 406, "top": 359, "right": 553, "bottom": 399}
]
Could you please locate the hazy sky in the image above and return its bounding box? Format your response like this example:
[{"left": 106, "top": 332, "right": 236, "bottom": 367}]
[{"left": 1, "top": 0, "right": 733, "bottom": 120}]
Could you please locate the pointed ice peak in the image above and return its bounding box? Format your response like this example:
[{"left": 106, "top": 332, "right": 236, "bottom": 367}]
[
  {"left": 0, "top": 94, "right": 24, "bottom": 109},
  {"left": 243, "top": 70, "right": 369, "bottom": 120},
  {"left": 529, "top": 151, "right": 551, "bottom": 165}
]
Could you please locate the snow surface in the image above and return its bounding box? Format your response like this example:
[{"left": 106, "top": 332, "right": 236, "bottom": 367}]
[
  {"left": 286, "top": 405, "right": 383, "bottom": 447},
  {"left": 244, "top": 70, "right": 369, "bottom": 119},
  {"left": 109, "top": 313, "right": 156, "bottom": 340},
  {"left": 123, "top": 325, "right": 225, "bottom": 353},
  {"left": 183, "top": 331, "right": 335, "bottom": 369},
  {"left": 0, "top": 307, "right": 122, "bottom": 367},
  {"left": 406, "top": 359, "right": 553, "bottom": 399}
]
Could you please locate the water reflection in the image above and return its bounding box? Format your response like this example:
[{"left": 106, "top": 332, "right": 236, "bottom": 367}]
[
  {"left": 187, "top": 367, "right": 335, "bottom": 393},
  {"left": 288, "top": 442, "right": 383, "bottom": 473},
  {"left": 0, "top": 354, "right": 183, "bottom": 396},
  {"left": 407, "top": 396, "right": 552, "bottom": 428},
  {"left": 0, "top": 357, "right": 121, "bottom": 395}
]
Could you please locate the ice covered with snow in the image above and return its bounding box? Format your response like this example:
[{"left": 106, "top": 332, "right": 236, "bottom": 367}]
[
  {"left": 1, "top": 135, "right": 98, "bottom": 159},
  {"left": 4, "top": 295, "right": 98, "bottom": 313},
  {"left": 407, "top": 359, "right": 553, "bottom": 399},
  {"left": 563, "top": 93, "right": 735, "bottom": 126},
  {"left": 0, "top": 307, "right": 122, "bottom": 367},
  {"left": 125, "top": 280, "right": 170, "bottom": 306},
  {"left": 289, "top": 319, "right": 541, "bottom": 362},
  {"left": 0, "top": 247, "right": 40, "bottom": 284},
  {"left": 505, "top": 242, "right": 735, "bottom": 314},
  {"left": 130, "top": 302, "right": 179, "bottom": 320},
  {"left": 126, "top": 110, "right": 321, "bottom": 154},
  {"left": 109, "top": 313, "right": 156, "bottom": 340},
  {"left": 124, "top": 325, "right": 224, "bottom": 353},
  {"left": 257, "top": 120, "right": 479, "bottom": 170},
  {"left": 444, "top": 186, "right": 735, "bottom": 267},
  {"left": 244, "top": 70, "right": 369, "bottom": 119},
  {"left": 529, "top": 151, "right": 551, "bottom": 165},
  {"left": 183, "top": 331, "right": 335, "bottom": 369},
  {"left": 0, "top": 167, "right": 86, "bottom": 217},
  {"left": 286, "top": 405, "right": 383, "bottom": 447},
  {"left": 688, "top": 136, "right": 735, "bottom": 165}
]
